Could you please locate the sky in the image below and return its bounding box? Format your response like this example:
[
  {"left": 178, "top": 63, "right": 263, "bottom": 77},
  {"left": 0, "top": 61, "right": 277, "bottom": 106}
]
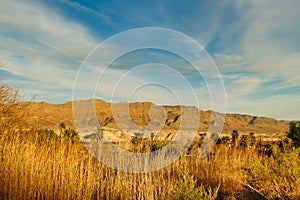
[{"left": 0, "top": 0, "right": 300, "bottom": 120}]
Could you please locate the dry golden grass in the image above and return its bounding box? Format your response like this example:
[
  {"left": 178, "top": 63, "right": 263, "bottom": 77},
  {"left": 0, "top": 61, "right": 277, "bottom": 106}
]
[
  {"left": 1, "top": 129, "right": 300, "bottom": 200},
  {"left": 1, "top": 82, "right": 299, "bottom": 199}
]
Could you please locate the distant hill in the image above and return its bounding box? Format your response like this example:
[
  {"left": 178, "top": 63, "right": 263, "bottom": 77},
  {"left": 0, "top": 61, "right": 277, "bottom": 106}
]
[{"left": 25, "top": 99, "right": 289, "bottom": 139}]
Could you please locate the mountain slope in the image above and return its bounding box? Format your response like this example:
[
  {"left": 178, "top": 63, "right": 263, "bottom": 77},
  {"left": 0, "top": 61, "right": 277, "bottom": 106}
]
[{"left": 25, "top": 99, "right": 289, "bottom": 137}]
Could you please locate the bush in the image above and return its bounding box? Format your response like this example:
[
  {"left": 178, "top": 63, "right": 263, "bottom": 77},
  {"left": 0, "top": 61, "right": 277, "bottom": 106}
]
[
  {"left": 150, "top": 139, "right": 167, "bottom": 151},
  {"left": 288, "top": 121, "right": 300, "bottom": 148},
  {"left": 167, "top": 169, "right": 219, "bottom": 200},
  {"left": 131, "top": 134, "right": 145, "bottom": 152},
  {"left": 231, "top": 130, "right": 239, "bottom": 147},
  {"left": 243, "top": 148, "right": 300, "bottom": 199},
  {"left": 240, "top": 134, "right": 256, "bottom": 147},
  {"left": 58, "top": 122, "right": 80, "bottom": 143},
  {"left": 217, "top": 136, "right": 230, "bottom": 144},
  {"left": 277, "top": 137, "right": 294, "bottom": 152}
]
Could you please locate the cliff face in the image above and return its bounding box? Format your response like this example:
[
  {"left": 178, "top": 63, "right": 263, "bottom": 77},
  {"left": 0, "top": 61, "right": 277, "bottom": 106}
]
[{"left": 26, "top": 99, "right": 289, "bottom": 135}]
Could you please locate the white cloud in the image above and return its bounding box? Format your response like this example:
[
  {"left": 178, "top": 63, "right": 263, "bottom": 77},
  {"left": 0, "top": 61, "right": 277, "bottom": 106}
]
[
  {"left": 202, "top": 1, "right": 300, "bottom": 119},
  {"left": 0, "top": 0, "right": 98, "bottom": 57},
  {"left": 0, "top": 0, "right": 99, "bottom": 92},
  {"left": 224, "top": 74, "right": 265, "bottom": 96},
  {"left": 214, "top": 54, "right": 242, "bottom": 62},
  {"left": 235, "top": 1, "right": 300, "bottom": 81}
]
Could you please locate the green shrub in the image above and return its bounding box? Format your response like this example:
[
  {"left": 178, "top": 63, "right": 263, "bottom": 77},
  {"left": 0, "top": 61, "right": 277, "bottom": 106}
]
[
  {"left": 240, "top": 134, "right": 256, "bottom": 147},
  {"left": 131, "top": 134, "right": 144, "bottom": 152},
  {"left": 150, "top": 139, "right": 167, "bottom": 151},
  {"left": 231, "top": 130, "right": 239, "bottom": 147},
  {"left": 58, "top": 122, "right": 80, "bottom": 143},
  {"left": 167, "top": 170, "right": 219, "bottom": 200},
  {"left": 288, "top": 121, "right": 300, "bottom": 148},
  {"left": 217, "top": 136, "right": 230, "bottom": 144},
  {"left": 243, "top": 149, "right": 300, "bottom": 199}
]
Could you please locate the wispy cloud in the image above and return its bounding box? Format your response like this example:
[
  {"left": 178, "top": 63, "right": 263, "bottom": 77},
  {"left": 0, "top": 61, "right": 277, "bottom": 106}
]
[
  {"left": 202, "top": 0, "right": 300, "bottom": 119},
  {"left": 230, "top": 1, "right": 300, "bottom": 78},
  {"left": 0, "top": 0, "right": 99, "bottom": 100},
  {"left": 56, "top": 0, "right": 112, "bottom": 24}
]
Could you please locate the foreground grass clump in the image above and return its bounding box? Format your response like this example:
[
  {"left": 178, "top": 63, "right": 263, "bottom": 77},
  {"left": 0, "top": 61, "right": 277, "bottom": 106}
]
[
  {"left": 1, "top": 129, "right": 300, "bottom": 200},
  {"left": 167, "top": 167, "right": 219, "bottom": 200},
  {"left": 242, "top": 149, "right": 300, "bottom": 199}
]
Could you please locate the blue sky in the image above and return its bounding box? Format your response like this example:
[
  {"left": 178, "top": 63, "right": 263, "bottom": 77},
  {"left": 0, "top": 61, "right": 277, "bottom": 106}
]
[{"left": 0, "top": 0, "right": 300, "bottom": 120}]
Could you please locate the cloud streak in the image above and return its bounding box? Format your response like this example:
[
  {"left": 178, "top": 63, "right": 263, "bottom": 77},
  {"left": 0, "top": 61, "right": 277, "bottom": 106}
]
[{"left": 0, "top": 0, "right": 100, "bottom": 101}]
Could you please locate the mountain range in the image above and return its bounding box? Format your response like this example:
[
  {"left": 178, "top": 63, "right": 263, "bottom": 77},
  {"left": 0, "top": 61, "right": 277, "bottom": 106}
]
[{"left": 25, "top": 99, "right": 289, "bottom": 140}]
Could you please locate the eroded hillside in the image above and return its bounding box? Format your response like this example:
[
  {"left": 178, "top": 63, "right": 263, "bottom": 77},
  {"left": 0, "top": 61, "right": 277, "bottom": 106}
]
[{"left": 25, "top": 99, "right": 289, "bottom": 138}]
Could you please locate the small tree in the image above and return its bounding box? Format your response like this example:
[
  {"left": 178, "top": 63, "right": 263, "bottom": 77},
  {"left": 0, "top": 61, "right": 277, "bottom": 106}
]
[
  {"left": 277, "top": 137, "right": 294, "bottom": 152},
  {"left": 131, "top": 132, "right": 144, "bottom": 152},
  {"left": 0, "top": 80, "right": 27, "bottom": 134},
  {"left": 93, "top": 126, "right": 104, "bottom": 142},
  {"left": 58, "top": 122, "right": 66, "bottom": 136},
  {"left": 231, "top": 129, "right": 239, "bottom": 147},
  {"left": 288, "top": 121, "right": 300, "bottom": 148}
]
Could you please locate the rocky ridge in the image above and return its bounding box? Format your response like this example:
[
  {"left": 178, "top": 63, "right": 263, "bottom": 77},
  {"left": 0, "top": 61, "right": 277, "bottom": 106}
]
[{"left": 25, "top": 99, "right": 289, "bottom": 140}]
